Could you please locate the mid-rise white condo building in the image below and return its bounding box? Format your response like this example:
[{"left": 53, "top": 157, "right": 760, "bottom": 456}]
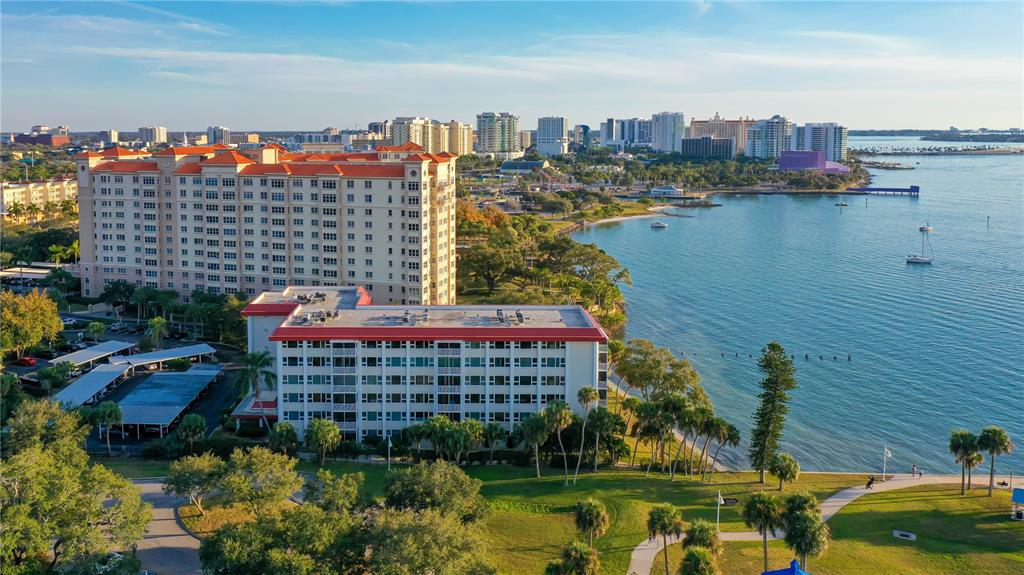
[
  {"left": 242, "top": 286, "right": 609, "bottom": 439},
  {"left": 790, "top": 123, "right": 849, "bottom": 161},
  {"left": 688, "top": 113, "right": 754, "bottom": 154},
  {"left": 745, "top": 115, "right": 793, "bottom": 159},
  {"left": 138, "top": 126, "right": 168, "bottom": 144},
  {"left": 75, "top": 143, "right": 457, "bottom": 305},
  {"left": 476, "top": 112, "right": 521, "bottom": 156},
  {"left": 651, "top": 112, "right": 685, "bottom": 153},
  {"left": 536, "top": 116, "right": 569, "bottom": 157}
]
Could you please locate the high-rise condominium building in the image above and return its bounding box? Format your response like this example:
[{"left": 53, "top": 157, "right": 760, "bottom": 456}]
[
  {"left": 790, "top": 123, "right": 848, "bottom": 162},
  {"left": 242, "top": 286, "right": 609, "bottom": 438},
  {"left": 75, "top": 143, "right": 458, "bottom": 305},
  {"left": 138, "top": 126, "right": 168, "bottom": 144},
  {"left": 100, "top": 130, "right": 119, "bottom": 145},
  {"left": 446, "top": 121, "right": 473, "bottom": 156},
  {"left": 745, "top": 115, "right": 793, "bottom": 159},
  {"left": 688, "top": 113, "right": 754, "bottom": 154},
  {"left": 391, "top": 117, "right": 456, "bottom": 155},
  {"left": 620, "top": 118, "right": 652, "bottom": 147},
  {"left": 206, "top": 126, "right": 231, "bottom": 145},
  {"left": 536, "top": 117, "right": 569, "bottom": 157},
  {"left": 368, "top": 121, "right": 393, "bottom": 140},
  {"left": 475, "top": 112, "right": 521, "bottom": 154},
  {"left": 651, "top": 112, "right": 685, "bottom": 153}
]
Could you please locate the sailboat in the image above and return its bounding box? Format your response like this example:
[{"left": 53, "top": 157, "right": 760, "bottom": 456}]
[
  {"left": 906, "top": 227, "right": 934, "bottom": 264},
  {"left": 919, "top": 221, "right": 934, "bottom": 232}
]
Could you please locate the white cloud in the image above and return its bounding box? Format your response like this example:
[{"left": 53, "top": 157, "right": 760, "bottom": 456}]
[{"left": 786, "top": 30, "right": 915, "bottom": 51}]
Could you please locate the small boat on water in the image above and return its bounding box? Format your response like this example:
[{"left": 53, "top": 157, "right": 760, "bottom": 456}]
[
  {"left": 835, "top": 202, "right": 849, "bottom": 207},
  {"left": 907, "top": 227, "right": 934, "bottom": 264},
  {"left": 650, "top": 221, "right": 668, "bottom": 229},
  {"left": 919, "top": 221, "right": 934, "bottom": 232}
]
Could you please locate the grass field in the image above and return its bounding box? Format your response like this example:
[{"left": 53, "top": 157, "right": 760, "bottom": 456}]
[
  {"left": 95, "top": 458, "right": 170, "bottom": 478},
  {"left": 653, "top": 484, "right": 1024, "bottom": 575}
]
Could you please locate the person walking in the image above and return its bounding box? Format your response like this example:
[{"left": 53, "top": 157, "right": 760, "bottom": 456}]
[{"left": 912, "top": 464, "right": 917, "bottom": 477}]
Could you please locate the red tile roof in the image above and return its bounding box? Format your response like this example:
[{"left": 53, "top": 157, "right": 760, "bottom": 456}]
[
  {"left": 74, "top": 151, "right": 101, "bottom": 159},
  {"left": 338, "top": 165, "right": 406, "bottom": 178},
  {"left": 154, "top": 145, "right": 222, "bottom": 157},
  {"left": 287, "top": 164, "right": 345, "bottom": 176},
  {"left": 238, "top": 164, "right": 291, "bottom": 175},
  {"left": 376, "top": 142, "right": 425, "bottom": 152},
  {"left": 402, "top": 153, "right": 432, "bottom": 162},
  {"left": 263, "top": 143, "right": 288, "bottom": 151},
  {"left": 269, "top": 326, "right": 608, "bottom": 343},
  {"left": 92, "top": 161, "right": 161, "bottom": 173},
  {"left": 174, "top": 163, "right": 203, "bottom": 174},
  {"left": 200, "top": 151, "right": 256, "bottom": 165},
  {"left": 100, "top": 146, "right": 146, "bottom": 157}
]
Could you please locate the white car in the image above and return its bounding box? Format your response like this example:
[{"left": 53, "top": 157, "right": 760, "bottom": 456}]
[{"left": 61, "top": 318, "right": 78, "bottom": 327}]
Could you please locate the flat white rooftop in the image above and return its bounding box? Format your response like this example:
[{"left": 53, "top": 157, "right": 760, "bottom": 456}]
[{"left": 51, "top": 340, "right": 134, "bottom": 367}]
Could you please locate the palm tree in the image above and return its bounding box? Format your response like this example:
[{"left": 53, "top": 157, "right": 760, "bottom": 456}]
[
  {"left": 86, "top": 321, "right": 105, "bottom": 342},
  {"left": 240, "top": 351, "right": 276, "bottom": 432},
  {"left": 782, "top": 491, "right": 820, "bottom": 526},
  {"left": 48, "top": 244, "right": 67, "bottom": 268},
  {"left": 949, "top": 429, "right": 978, "bottom": 495},
  {"left": 685, "top": 406, "right": 712, "bottom": 476},
  {"left": 741, "top": 492, "right": 784, "bottom": 573},
  {"left": 483, "top": 421, "right": 506, "bottom": 463},
  {"left": 589, "top": 407, "right": 621, "bottom": 473},
  {"left": 574, "top": 498, "right": 610, "bottom": 545},
  {"left": 694, "top": 412, "right": 719, "bottom": 478},
  {"left": 660, "top": 393, "right": 690, "bottom": 480},
  {"left": 573, "top": 386, "right": 600, "bottom": 484},
  {"left": 67, "top": 240, "right": 80, "bottom": 264},
  {"left": 148, "top": 316, "right": 169, "bottom": 350},
  {"left": 550, "top": 540, "right": 601, "bottom": 575},
  {"left": 647, "top": 504, "right": 685, "bottom": 575},
  {"left": 544, "top": 400, "right": 574, "bottom": 485},
  {"left": 768, "top": 453, "right": 800, "bottom": 491},
  {"left": 621, "top": 396, "right": 640, "bottom": 430},
  {"left": 59, "top": 199, "right": 78, "bottom": 221},
  {"left": 177, "top": 413, "right": 207, "bottom": 453},
  {"left": 631, "top": 401, "right": 660, "bottom": 469},
  {"left": 683, "top": 518, "right": 722, "bottom": 557},
  {"left": 977, "top": 426, "right": 1014, "bottom": 497},
  {"left": 95, "top": 400, "right": 122, "bottom": 457},
  {"left": 680, "top": 546, "right": 718, "bottom": 575},
  {"left": 783, "top": 511, "right": 830, "bottom": 570},
  {"left": 518, "top": 413, "right": 550, "bottom": 478},
  {"left": 706, "top": 422, "right": 740, "bottom": 482},
  {"left": 6, "top": 202, "right": 24, "bottom": 221},
  {"left": 964, "top": 452, "right": 984, "bottom": 490}
]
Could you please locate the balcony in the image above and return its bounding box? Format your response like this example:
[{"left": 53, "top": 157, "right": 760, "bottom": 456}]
[
  {"left": 332, "top": 348, "right": 356, "bottom": 356},
  {"left": 437, "top": 348, "right": 461, "bottom": 356},
  {"left": 332, "top": 366, "right": 356, "bottom": 375},
  {"left": 437, "top": 385, "right": 461, "bottom": 394},
  {"left": 437, "top": 367, "right": 460, "bottom": 375}
]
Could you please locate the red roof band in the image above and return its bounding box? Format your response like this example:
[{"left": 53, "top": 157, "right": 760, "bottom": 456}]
[{"left": 267, "top": 326, "right": 608, "bottom": 343}]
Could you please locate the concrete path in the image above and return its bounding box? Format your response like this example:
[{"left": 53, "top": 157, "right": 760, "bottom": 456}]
[
  {"left": 134, "top": 479, "right": 202, "bottom": 575},
  {"left": 626, "top": 473, "right": 1015, "bottom": 575}
]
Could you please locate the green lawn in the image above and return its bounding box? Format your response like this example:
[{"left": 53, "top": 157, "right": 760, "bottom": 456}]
[
  {"left": 96, "top": 458, "right": 170, "bottom": 478},
  {"left": 655, "top": 484, "right": 1024, "bottom": 575}
]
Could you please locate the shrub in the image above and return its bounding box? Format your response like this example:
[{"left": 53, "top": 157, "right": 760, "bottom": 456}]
[
  {"left": 235, "top": 420, "right": 269, "bottom": 438},
  {"left": 165, "top": 357, "right": 191, "bottom": 371},
  {"left": 138, "top": 335, "right": 154, "bottom": 352}
]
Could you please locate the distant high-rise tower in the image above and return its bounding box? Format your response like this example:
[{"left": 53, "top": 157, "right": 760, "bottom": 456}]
[
  {"left": 651, "top": 112, "right": 685, "bottom": 153},
  {"left": 206, "top": 126, "right": 231, "bottom": 145},
  {"left": 790, "top": 123, "right": 848, "bottom": 161},
  {"left": 536, "top": 117, "right": 570, "bottom": 157},
  {"left": 475, "top": 112, "right": 521, "bottom": 154},
  {"left": 745, "top": 115, "right": 793, "bottom": 159},
  {"left": 138, "top": 126, "right": 168, "bottom": 144}
]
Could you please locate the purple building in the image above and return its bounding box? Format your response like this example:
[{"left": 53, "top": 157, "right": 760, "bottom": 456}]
[{"left": 779, "top": 150, "right": 850, "bottom": 175}]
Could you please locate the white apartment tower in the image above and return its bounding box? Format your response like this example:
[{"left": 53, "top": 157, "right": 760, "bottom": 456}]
[
  {"left": 651, "top": 112, "right": 685, "bottom": 153},
  {"left": 446, "top": 121, "right": 473, "bottom": 156},
  {"left": 242, "top": 286, "right": 609, "bottom": 439},
  {"left": 536, "top": 117, "right": 569, "bottom": 157},
  {"left": 206, "top": 126, "right": 231, "bottom": 145},
  {"left": 138, "top": 126, "right": 168, "bottom": 144},
  {"left": 75, "top": 143, "right": 458, "bottom": 305},
  {"left": 791, "top": 123, "right": 849, "bottom": 161},
  {"left": 475, "top": 112, "right": 521, "bottom": 154},
  {"left": 745, "top": 115, "right": 793, "bottom": 159}
]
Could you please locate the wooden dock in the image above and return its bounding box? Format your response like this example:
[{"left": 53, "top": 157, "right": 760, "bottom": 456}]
[{"left": 846, "top": 185, "right": 920, "bottom": 196}]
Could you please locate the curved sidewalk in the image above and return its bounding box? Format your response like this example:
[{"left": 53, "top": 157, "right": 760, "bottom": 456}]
[
  {"left": 133, "top": 478, "right": 202, "bottom": 575},
  {"left": 626, "top": 473, "right": 1014, "bottom": 575}
]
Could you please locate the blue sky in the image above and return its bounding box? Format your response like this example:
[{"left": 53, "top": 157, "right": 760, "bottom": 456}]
[{"left": 1, "top": 1, "right": 1021, "bottom": 131}]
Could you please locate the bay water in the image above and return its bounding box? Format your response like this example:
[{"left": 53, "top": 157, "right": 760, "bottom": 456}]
[{"left": 574, "top": 138, "right": 1024, "bottom": 473}]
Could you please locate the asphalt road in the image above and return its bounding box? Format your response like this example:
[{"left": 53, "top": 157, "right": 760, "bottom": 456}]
[{"left": 134, "top": 479, "right": 202, "bottom": 575}]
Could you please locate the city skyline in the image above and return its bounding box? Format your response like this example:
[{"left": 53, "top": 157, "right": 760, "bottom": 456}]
[{"left": 1, "top": 1, "right": 1022, "bottom": 131}]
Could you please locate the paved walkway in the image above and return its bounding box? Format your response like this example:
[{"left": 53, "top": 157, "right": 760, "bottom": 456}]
[
  {"left": 134, "top": 479, "right": 202, "bottom": 575},
  {"left": 626, "top": 473, "right": 1015, "bottom": 575}
]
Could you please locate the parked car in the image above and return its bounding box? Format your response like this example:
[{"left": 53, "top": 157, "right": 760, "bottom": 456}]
[
  {"left": 11, "top": 357, "right": 37, "bottom": 367},
  {"left": 37, "top": 349, "right": 60, "bottom": 360},
  {"left": 61, "top": 317, "right": 78, "bottom": 327}
]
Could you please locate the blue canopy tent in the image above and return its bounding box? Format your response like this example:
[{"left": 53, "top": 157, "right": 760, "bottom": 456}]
[
  {"left": 1012, "top": 488, "right": 1024, "bottom": 521},
  {"left": 763, "top": 560, "right": 810, "bottom": 575}
]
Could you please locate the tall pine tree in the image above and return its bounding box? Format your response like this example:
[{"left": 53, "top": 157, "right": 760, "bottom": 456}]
[{"left": 748, "top": 341, "right": 798, "bottom": 483}]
